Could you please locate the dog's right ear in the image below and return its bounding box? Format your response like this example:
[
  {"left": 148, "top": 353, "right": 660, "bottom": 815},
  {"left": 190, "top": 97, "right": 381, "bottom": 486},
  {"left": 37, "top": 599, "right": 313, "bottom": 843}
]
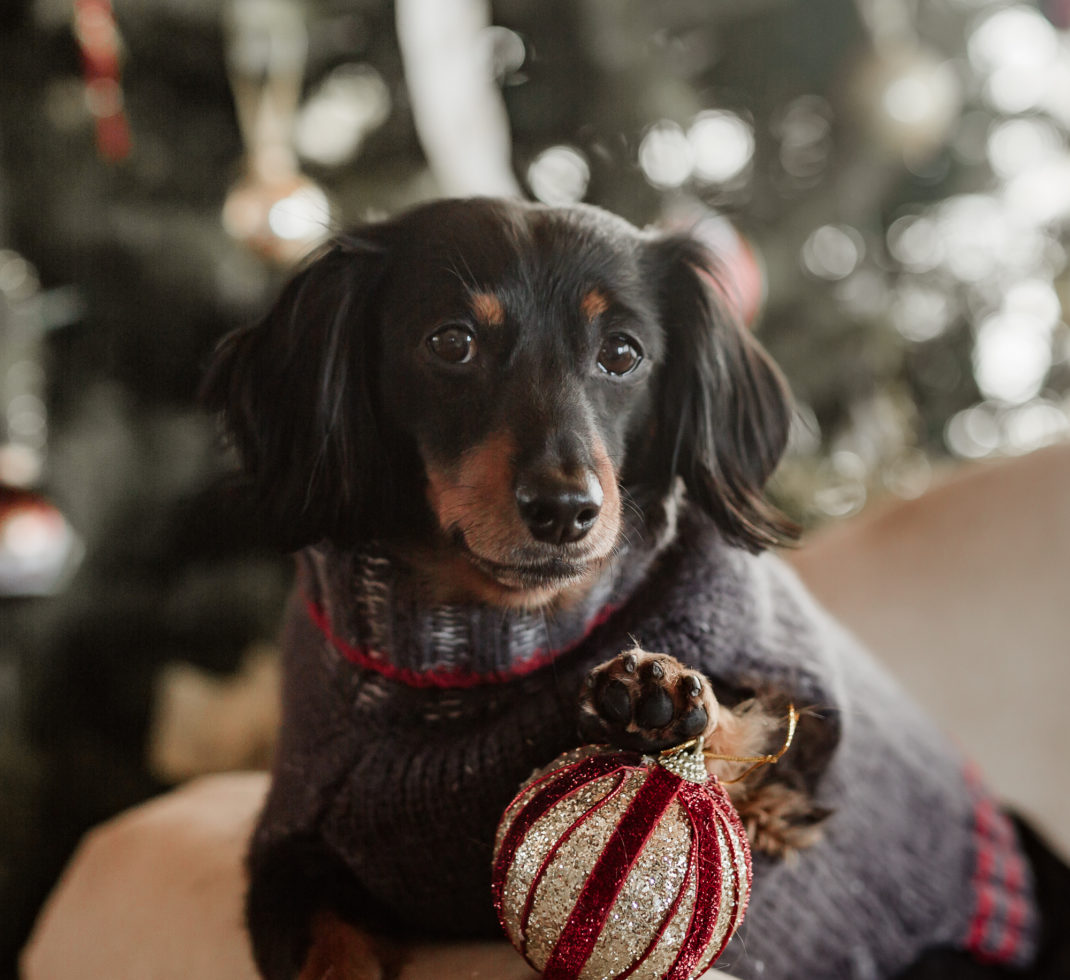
[
  {"left": 201, "top": 234, "right": 394, "bottom": 549},
  {"left": 642, "top": 233, "right": 799, "bottom": 553}
]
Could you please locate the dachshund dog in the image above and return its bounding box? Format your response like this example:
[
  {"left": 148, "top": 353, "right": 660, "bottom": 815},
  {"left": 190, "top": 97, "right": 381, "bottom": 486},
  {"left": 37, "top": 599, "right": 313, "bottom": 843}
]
[{"left": 204, "top": 198, "right": 1045, "bottom": 980}]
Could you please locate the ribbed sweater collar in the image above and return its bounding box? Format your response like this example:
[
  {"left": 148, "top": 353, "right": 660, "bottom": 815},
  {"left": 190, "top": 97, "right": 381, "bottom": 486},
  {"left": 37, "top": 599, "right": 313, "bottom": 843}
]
[{"left": 300, "top": 494, "right": 680, "bottom": 688}]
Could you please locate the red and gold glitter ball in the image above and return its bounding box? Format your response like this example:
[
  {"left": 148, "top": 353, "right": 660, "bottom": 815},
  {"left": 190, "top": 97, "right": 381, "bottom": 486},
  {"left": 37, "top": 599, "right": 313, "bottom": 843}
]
[{"left": 492, "top": 744, "right": 752, "bottom": 980}]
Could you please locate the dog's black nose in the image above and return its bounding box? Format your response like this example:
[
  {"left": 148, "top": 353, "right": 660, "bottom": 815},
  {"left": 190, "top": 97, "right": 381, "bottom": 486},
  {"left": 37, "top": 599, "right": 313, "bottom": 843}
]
[{"left": 516, "top": 472, "right": 603, "bottom": 544}]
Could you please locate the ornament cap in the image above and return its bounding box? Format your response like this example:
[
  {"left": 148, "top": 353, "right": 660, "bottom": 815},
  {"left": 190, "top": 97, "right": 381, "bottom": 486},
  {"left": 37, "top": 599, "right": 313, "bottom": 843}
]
[{"left": 657, "top": 737, "right": 709, "bottom": 783}]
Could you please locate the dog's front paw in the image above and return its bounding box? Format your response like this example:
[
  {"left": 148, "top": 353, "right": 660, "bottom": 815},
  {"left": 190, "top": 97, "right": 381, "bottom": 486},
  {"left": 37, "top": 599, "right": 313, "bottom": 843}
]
[{"left": 578, "top": 648, "right": 718, "bottom": 752}]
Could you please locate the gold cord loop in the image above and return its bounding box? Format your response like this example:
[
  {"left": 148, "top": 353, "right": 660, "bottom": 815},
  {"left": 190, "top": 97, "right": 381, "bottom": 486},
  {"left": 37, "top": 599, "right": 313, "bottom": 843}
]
[{"left": 682, "top": 703, "right": 799, "bottom": 785}]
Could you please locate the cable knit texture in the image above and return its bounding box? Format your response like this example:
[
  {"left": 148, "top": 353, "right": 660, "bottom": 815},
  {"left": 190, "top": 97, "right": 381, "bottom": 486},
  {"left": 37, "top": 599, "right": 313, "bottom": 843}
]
[{"left": 252, "top": 505, "right": 1038, "bottom": 979}]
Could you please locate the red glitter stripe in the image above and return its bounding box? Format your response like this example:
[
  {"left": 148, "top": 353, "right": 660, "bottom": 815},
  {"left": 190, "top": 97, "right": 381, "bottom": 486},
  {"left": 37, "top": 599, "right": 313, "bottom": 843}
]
[
  {"left": 713, "top": 777, "right": 753, "bottom": 911},
  {"left": 492, "top": 753, "right": 638, "bottom": 913},
  {"left": 711, "top": 802, "right": 751, "bottom": 960},
  {"left": 519, "top": 772, "right": 629, "bottom": 954},
  {"left": 306, "top": 596, "right": 618, "bottom": 689},
  {"left": 666, "top": 786, "right": 729, "bottom": 977},
  {"left": 543, "top": 765, "right": 683, "bottom": 980},
  {"left": 679, "top": 780, "right": 752, "bottom": 975}
]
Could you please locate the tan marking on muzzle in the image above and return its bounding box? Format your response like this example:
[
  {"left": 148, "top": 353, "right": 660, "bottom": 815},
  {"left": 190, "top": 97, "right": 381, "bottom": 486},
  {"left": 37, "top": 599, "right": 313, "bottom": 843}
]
[
  {"left": 425, "top": 430, "right": 525, "bottom": 560},
  {"left": 423, "top": 429, "right": 624, "bottom": 608},
  {"left": 584, "top": 435, "right": 621, "bottom": 559}
]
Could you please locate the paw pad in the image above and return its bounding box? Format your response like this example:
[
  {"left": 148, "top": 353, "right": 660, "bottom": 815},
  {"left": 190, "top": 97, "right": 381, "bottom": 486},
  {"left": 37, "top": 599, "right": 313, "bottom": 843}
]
[{"left": 578, "top": 649, "right": 717, "bottom": 752}]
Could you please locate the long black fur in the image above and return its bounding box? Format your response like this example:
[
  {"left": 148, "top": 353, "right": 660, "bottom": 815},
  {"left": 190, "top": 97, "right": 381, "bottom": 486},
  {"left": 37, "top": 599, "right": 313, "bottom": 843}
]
[
  {"left": 202, "top": 233, "right": 423, "bottom": 549},
  {"left": 641, "top": 233, "right": 797, "bottom": 552}
]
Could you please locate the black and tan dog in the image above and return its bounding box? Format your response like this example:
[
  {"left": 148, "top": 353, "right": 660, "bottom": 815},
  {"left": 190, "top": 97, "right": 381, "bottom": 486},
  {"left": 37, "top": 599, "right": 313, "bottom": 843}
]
[{"left": 205, "top": 198, "right": 1057, "bottom": 980}]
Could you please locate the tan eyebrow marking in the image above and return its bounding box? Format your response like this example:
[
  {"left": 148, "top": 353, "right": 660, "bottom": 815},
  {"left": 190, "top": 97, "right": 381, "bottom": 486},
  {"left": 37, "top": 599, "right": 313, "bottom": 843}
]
[
  {"left": 470, "top": 291, "right": 505, "bottom": 328},
  {"left": 580, "top": 288, "right": 610, "bottom": 322}
]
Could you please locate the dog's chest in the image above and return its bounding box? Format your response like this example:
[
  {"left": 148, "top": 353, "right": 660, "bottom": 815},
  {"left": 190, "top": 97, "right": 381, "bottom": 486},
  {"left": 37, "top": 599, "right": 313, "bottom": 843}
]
[{"left": 317, "top": 674, "right": 589, "bottom": 935}]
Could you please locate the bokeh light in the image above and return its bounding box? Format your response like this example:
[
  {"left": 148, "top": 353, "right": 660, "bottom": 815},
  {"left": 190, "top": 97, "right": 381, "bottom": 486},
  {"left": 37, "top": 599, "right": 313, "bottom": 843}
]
[
  {"left": 946, "top": 399, "right": 1070, "bottom": 458},
  {"left": 968, "top": 5, "right": 1060, "bottom": 113},
  {"left": 1003, "top": 279, "right": 1062, "bottom": 331},
  {"left": 1003, "top": 400, "right": 1070, "bottom": 453},
  {"left": 880, "top": 54, "right": 961, "bottom": 141},
  {"left": 1002, "top": 156, "right": 1070, "bottom": 226},
  {"left": 294, "top": 65, "right": 391, "bottom": 168},
  {"left": 688, "top": 110, "right": 754, "bottom": 184},
  {"left": 482, "top": 26, "right": 526, "bottom": 82},
  {"left": 265, "top": 184, "right": 331, "bottom": 242},
  {"left": 638, "top": 121, "right": 694, "bottom": 189},
  {"left": 7, "top": 394, "right": 47, "bottom": 449},
  {"left": 775, "top": 95, "right": 833, "bottom": 182},
  {"left": 0, "top": 251, "right": 39, "bottom": 301},
  {"left": 801, "top": 224, "right": 864, "bottom": 281},
  {"left": 986, "top": 117, "right": 1063, "bottom": 179},
  {"left": 945, "top": 402, "right": 1001, "bottom": 458},
  {"left": 526, "top": 145, "right": 591, "bottom": 205},
  {"left": 886, "top": 214, "right": 944, "bottom": 273},
  {"left": 890, "top": 283, "right": 954, "bottom": 343},
  {"left": 973, "top": 311, "right": 1054, "bottom": 404},
  {"left": 814, "top": 450, "right": 868, "bottom": 517}
]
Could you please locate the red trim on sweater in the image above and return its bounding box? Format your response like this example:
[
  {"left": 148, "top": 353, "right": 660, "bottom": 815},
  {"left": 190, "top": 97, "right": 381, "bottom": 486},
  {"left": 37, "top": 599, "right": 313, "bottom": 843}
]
[
  {"left": 966, "top": 793, "right": 997, "bottom": 953},
  {"left": 964, "top": 766, "right": 1030, "bottom": 964},
  {"left": 305, "top": 596, "right": 618, "bottom": 689},
  {"left": 994, "top": 849, "right": 1028, "bottom": 964}
]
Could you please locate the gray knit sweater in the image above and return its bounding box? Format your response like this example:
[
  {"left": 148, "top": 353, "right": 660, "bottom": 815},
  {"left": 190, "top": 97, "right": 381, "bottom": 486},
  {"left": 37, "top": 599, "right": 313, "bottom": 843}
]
[{"left": 252, "top": 505, "right": 1038, "bottom": 979}]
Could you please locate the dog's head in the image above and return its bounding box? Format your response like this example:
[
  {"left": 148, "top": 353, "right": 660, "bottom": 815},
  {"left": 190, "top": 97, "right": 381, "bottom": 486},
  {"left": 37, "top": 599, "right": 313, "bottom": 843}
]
[{"left": 204, "top": 198, "right": 795, "bottom": 607}]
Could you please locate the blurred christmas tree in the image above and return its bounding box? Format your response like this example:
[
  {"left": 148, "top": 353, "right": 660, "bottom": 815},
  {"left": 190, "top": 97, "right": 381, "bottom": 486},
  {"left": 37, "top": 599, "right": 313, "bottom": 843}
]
[{"left": 1, "top": 0, "right": 1069, "bottom": 973}]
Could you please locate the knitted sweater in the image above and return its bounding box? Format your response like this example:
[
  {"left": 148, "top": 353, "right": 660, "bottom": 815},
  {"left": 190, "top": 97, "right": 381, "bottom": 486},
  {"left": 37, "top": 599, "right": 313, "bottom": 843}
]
[{"left": 252, "top": 505, "right": 1038, "bottom": 979}]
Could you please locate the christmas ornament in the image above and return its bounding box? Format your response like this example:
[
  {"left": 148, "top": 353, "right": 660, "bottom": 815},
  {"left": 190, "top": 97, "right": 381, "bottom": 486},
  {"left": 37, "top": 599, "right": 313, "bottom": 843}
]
[
  {"left": 492, "top": 740, "right": 751, "bottom": 980},
  {"left": 0, "top": 487, "right": 82, "bottom": 597},
  {"left": 846, "top": 42, "right": 962, "bottom": 163},
  {"left": 222, "top": 0, "right": 332, "bottom": 264},
  {"left": 0, "top": 252, "right": 83, "bottom": 596}
]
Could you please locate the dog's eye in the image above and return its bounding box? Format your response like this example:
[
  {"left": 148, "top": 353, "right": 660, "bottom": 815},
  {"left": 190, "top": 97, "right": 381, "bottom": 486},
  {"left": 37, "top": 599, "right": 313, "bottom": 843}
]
[
  {"left": 428, "top": 324, "right": 477, "bottom": 364},
  {"left": 597, "top": 334, "right": 643, "bottom": 376}
]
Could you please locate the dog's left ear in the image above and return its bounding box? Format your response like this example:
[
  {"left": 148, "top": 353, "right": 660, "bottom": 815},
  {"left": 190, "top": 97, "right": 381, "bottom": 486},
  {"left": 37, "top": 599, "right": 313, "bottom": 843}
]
[
  {"left": 643, "top": 233, "right": 799, "bottom": 553},
  {"left": 201, "top": 232, "right": 401, "bottom": 549}
]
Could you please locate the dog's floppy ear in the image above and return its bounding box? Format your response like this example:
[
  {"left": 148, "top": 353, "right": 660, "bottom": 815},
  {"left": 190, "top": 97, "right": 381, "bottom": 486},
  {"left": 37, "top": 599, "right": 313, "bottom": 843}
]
[
  {"left": 645, "top": 233, "right": 798, "bottom": 553},
  {"left": 202, "top": 233, "right": 396, "bottom": 549}
]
